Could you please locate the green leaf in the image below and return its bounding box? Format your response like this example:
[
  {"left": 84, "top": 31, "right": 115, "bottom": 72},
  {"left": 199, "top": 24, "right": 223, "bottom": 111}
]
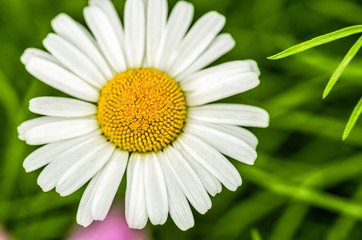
[
  {"left": 268, "top": 25, "right": 362, "bottom": 60},
  {"left": 343, "top": 97, "right": 362, "bottom": 140},
  {"left": 323, "top": 36, "right": 362, "bottom": 98}
]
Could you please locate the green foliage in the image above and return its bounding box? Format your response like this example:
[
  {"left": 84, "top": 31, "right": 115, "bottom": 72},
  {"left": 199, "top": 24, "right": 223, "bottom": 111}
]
[
  {"left": 343, "top": 97, "right": 362, "bottom": 140},
  {"left": 251, "top": 228, "right": 263, "bottom": 240},
  {"left": 268, "top": 25, "right": 362, "bottom": 60},
  {"left": 0, "top": 0, "right": 361, "bottom": 240},
  {"left": 324, "top": 36, "right": 362, "bottom": 99},
  {"left": 269, "top": 24, "right": 362, "bottom": 139}
]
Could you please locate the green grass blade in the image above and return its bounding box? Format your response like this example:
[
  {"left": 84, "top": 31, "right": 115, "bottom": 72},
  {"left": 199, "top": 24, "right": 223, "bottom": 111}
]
[
  {"left": 343, "top": 97, "right": 362, "bottom": 140},
  {"left": 273, "top": 111, "right": 362, "bottom": 146},
  {"left": 265, "top": 76, "right": 323, "bottom": 119},
  {"left": 251, "top": 228, "right": 263, "bottom": 240},
  {"left": 288, "top": 49, "right": 362, "bottom": 85},
  {"left": 243, "top": 167, "right": 362, "bottom": 219},
  {"left": 268, "top": 25, "right": 362, "bottom": 60},
  {"left": 323, "top": 36, "right": 362, "bottom": 98},
  {"left": 325, "top": 183, "right": 362, "bottom": 240},
  {"left": 0, "top": 70, "right": 19, "bottom": 119},
  {"left": 211, "top": 192, "right": 285, "bottom": 240},
  {"left": 269, "top": 203, "right": 308, "bottom": 240},
  {"left": 210, "top": 153, "right": 362, "bottom": 239},
  {"left": 309, "top": 0, "right": 362, "bottom": 24}
]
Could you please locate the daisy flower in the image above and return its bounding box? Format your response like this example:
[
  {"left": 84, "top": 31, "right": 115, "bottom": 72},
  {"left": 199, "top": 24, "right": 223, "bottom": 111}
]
[{"left": 18, "top": 0, "right": 269, "bottom": 231}]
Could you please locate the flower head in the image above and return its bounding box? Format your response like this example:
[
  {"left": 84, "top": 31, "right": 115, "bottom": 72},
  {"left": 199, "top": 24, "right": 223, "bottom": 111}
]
[{"left": 18, "top": 0, "right": 269, "bottom": 230}]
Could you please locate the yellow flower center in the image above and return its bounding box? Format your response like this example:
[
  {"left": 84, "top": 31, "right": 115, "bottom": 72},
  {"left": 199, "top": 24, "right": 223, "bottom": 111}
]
[{"left": 97, "top": 68, "right": 187, "bottom": 153}]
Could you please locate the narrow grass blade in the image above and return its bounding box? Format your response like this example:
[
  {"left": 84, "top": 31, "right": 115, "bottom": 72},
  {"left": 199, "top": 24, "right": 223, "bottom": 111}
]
[
  {"left": 343, "top": 97, "right": 362, "bottom": 140},
  {"left": 0, "top": 70, "right": 19, "bottom": 119},
  {"left": 309, "top": 0, "right": 362, "bottom": 24},
  {"left": 244, "top": 167, "right": 362, "bottom": 219},
  {"left": 325, "top": 183, "right": 362, "bottom": 240},
  {"left": 291, "top": 50, "right": 362, "bottom": 85},
  {"left": 273, "top": 111, "right": 362, "bottom": 147},
  {"left": 210, "top": 153, "right": 362, "bottom": 239},
  {"left": 251, "top": 228, "right": 263, "bottom": 240},
  {"left": 268, "top": 25, "right": 362, "bottom": 60},
  {"left": 323, "top": 36, "right": 362, "bottom": 98},
  {"left": 269, "top": 203, "right": 308, "bottom": 240}
]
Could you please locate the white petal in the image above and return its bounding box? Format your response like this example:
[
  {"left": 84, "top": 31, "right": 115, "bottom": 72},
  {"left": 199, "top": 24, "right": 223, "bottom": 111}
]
[
  {"left": 124, "top": 0, "right": 146, "bottom": 68},
  {"left": 51, "top": 13, "right": 114, "bottom": 80},
  {"left": 18, "top": 116, "right": 55, "bottom": 140},
  {"left": 156, "top": 151, "right": 194, "bottom": 231},
  {"left": 155, "top": 1, "right": 194, "bottom": 71},
  {"left": 21, "top": 48, "right": 59, "bottom": 65},
  {"left": 56, "top": 140, "right": 115, "bottom": 196},
  {"left": 89, "top": 0, "right": 125, "bottom": 52},
  {"left": 25, "top": 57, "right": 99, "bottom": 102},
  {"left": 84, "top": 6, "right": 127, "bottom": 73},
  {"left": 177, "top": 133, "right": 242, "bottom": 191},
  {"left": 91, "top": 149, "right": 128, "bottom": 220},
  {"left": 23, "top": 143, "right": 64, "bottom": 172},
  {"left": 185, "top": 72, "right": 259, "bottom": 106},
  {"left": 125, "top": 153, "right": 148, "bottom": 229},
  {"left": 173, "top": 145, "right": 221, "bottom": 196},
  {"left": 192, "top": 121, "right": 258, "bottom": 148},
  {"left": 29, "top": 97, "right": 96, "bottom": 117},
  {"left": 19, "top": 116, "right": 97, "bottom": 142},
  {"left": 168, "top": 11, "right": 225, "bottom": 77},
  {"left": 180, "top": 60, "right": 260, "bottom": 84},
  {"left": 188, "top": 104, "right": 270, "bottom": 127},
  {"left": 43, "top": 33, "right": 106, "bottom": 89},
  {"left": 24, "top": 116, "right": 99, "bottom": 145},
  {"left": 23, "top": 130, "right": 101, "bottom": 172},
  {"left": 146, "top": 0, "right": 167, "bottom": 66},
  {"left": 37, "top": 133, "right": 103, "bottom": 192},
  {"left": 247, "top": 60, "right": 260, "bottom": 76},
  {"left": 163, "top": 146, "right": 211, "bottom": 214},
  {"left": 175, "top": 33, "right": 235, "bottom": 81},
  {"left": 220, "top": 124, "right": 258, "bottom": 148},
  {"left": 77, "top": 171, "right": 101, "bottom": 227},
  {"left": 144, "top": 153, "right": 168, "bottom": 225},
  {"left": 185, "top": 120, "right": 257, "bottom": 165}
]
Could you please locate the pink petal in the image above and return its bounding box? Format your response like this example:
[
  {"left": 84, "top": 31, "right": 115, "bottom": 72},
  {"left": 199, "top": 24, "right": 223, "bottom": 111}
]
[{"left": 67, "top": 207, "right": 149, "bottom": 240}]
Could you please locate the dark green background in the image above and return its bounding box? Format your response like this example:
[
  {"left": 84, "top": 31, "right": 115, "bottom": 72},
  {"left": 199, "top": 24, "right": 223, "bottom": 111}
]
[{"left": 0, "top": 0, "right": 361, "bottom": 239}]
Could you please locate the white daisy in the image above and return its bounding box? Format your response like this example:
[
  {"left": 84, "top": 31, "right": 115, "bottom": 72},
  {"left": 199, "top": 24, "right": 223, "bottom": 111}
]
[{"left": 18, "top": 0, "right": 269, "bottom": 231}]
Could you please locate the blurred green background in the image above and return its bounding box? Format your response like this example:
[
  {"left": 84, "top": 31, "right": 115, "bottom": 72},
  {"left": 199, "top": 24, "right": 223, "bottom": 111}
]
[{"left": 0, "top": 0, "right": 362, "bottom": 239}]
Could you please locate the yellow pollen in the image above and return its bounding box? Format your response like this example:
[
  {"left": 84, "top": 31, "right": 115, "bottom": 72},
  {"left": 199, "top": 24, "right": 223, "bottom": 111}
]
[{"left": 97, "top": 68, "right": 187, "bottom": 153}]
